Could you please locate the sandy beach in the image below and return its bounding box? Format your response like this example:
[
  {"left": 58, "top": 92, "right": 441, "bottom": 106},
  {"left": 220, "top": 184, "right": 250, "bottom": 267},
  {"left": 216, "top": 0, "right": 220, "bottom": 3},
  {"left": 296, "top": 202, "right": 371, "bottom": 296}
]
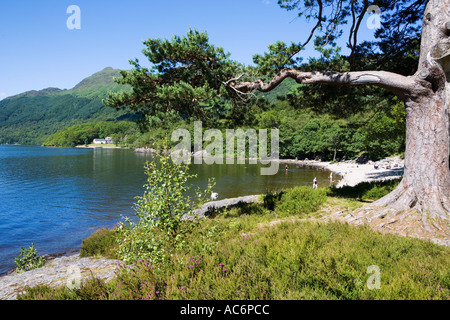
[
  {"left": 277, "top": 156, "right": 404, "bottom": 187},
  {"left": 135, "top": 147, "right": 405, "bottom": 188}
]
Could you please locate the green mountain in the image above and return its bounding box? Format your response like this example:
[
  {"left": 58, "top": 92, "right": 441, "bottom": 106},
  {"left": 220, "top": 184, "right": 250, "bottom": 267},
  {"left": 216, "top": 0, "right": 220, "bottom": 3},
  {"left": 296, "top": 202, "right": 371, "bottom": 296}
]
[{"left": 0, "top": 67, "right": 132, "bottom": 145}]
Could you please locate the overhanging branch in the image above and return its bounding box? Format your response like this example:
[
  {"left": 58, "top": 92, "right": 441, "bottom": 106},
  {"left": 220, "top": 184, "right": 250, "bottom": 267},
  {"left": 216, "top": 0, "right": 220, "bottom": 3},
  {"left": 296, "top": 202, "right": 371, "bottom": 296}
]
[{"left": 230, "top": 68, "right": 429, "bottom": 99}]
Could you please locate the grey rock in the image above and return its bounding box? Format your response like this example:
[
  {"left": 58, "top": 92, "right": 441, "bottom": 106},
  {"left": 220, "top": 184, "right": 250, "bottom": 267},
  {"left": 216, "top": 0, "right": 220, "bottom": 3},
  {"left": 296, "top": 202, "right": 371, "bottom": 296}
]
[
  {"left": 183, "top": 195, "right": 261, "bottom": 220},
  {"left": 0, "top": 253, "right": 121, "bottom": 300}
]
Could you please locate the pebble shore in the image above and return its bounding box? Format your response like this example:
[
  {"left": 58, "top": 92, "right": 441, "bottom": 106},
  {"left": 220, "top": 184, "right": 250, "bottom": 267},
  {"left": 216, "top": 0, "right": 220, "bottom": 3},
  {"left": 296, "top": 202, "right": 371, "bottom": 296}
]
[{"left": 276, "top": 156, "right": 404, "bottom": 187}]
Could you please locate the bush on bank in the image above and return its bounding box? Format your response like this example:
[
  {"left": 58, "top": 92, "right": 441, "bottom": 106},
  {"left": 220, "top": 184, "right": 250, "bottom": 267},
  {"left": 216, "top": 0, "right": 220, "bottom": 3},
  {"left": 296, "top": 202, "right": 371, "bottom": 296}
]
[{"left": 19, "top": 181, "right": 449, "bottom": 300}]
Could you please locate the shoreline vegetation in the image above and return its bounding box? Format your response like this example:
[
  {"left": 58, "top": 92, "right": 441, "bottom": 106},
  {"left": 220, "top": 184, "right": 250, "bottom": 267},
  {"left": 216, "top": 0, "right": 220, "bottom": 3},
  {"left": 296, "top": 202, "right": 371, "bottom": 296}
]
[
  {"left": 3, "top": 148, "right": 444, "bottom": 301},
  {"left": 4, "top": 175, "right": 448, "bottom": 300},
  {"left": 0, "top": 146, "right": 405, "bottom": 275},
  {"left": 2, "top": 0, "right": 449, "bottom": 301},
  {"left": 75, "top": 144, "right": 126, "bottom": 149}
]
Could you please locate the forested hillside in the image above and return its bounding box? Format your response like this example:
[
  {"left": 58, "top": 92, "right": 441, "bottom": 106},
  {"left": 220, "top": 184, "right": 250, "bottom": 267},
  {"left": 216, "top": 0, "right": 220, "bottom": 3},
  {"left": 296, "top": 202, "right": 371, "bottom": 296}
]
[
  {"left": 1, "top": 61, "right": 406, "bottom": 161},
  {"left": 0, "top": 67, "right": 133, "bottom": 145}
]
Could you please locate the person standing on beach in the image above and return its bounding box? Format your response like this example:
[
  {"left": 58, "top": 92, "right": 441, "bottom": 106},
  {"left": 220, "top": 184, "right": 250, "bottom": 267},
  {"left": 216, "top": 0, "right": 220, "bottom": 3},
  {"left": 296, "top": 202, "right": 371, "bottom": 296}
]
[
  {"left": 329, "top": 172, "right": 333, "bottom": 184},
  {"left": 313, "top": 177, "right": 318, "bottom": 189}
]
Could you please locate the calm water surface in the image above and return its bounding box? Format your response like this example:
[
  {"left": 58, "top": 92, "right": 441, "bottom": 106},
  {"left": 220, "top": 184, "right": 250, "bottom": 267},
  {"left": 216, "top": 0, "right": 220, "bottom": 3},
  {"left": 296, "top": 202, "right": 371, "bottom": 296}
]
[{"left": 0, "top": 145, "right": 331, "bottom": 274}]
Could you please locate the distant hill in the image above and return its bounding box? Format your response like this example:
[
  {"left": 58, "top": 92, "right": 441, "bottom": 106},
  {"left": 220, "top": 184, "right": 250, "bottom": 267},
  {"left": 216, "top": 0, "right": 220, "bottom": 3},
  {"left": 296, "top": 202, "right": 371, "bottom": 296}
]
[
  {"left": 0, "top": 67, "right": 133, "bottom": 145},
  {"left": 71, "top": 67, "right": 125, "bottom": 99},
  {"left": 0, "top": 66, "right": 298, "bottom": 145}
]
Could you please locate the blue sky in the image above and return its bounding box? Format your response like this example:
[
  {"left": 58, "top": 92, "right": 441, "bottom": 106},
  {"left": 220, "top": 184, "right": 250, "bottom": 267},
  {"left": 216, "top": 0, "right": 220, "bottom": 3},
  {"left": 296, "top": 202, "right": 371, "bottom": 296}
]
[{"left": 0, "top": 0, "right": 377, "bottom": 99}]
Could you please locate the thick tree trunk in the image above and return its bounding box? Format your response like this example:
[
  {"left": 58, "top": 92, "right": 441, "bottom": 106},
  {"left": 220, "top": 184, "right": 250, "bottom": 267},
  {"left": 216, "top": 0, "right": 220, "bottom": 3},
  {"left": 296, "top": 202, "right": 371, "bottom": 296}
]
[
  {"left": 366, "top": 93, "right": 450, "bottom": 238},
  {"left": 358, "top": 0, "right": 450, "bottom": 244},
  {"left": 229, "top": 0, "right": 450, "bottom": 245}
]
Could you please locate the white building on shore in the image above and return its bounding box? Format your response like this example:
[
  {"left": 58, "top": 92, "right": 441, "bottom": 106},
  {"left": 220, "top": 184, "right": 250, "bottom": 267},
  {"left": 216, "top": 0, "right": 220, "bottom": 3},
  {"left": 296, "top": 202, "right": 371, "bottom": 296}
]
[{"left": 93, "top": 137, "right": 113, "bottom": 144}]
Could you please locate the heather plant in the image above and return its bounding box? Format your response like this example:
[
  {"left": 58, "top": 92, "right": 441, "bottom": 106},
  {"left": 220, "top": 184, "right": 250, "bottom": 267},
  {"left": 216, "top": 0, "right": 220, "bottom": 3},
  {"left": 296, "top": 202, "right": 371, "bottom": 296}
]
[
  {"left": 19, "top": 217, "right": 450, "bottom": 300},
  {"left": 19, "top": 181, "right": 450, "bottom": 301},
  {"left": 116, "top": 147, "right": 215, "bottom": 264}
]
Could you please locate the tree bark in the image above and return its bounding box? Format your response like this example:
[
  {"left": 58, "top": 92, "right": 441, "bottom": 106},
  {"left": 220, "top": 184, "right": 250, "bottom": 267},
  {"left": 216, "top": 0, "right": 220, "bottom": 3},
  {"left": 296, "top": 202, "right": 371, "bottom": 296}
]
[
  {"left": 229, "top": 0, "right": 450, "bottom": 244},
  {"left": 233, "top": 69, "right": 425, "bottom": 100},
  {"left": 368, "top": 0, "right": 450, "bottom": 242}
]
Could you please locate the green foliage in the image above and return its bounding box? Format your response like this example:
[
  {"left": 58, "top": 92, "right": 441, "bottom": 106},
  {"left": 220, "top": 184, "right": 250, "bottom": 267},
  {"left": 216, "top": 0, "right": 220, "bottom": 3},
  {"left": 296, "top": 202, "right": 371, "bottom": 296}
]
[
  {"left": 218, "top": 202, "right": 270, "bottom": 219},
  {"left": 284, "top": 49, "right": 395, "bottom": 120},
  {"left": 251, "top": 94, "right": 406, "bottom": 161},
  {"left": 16, "top": 2, "right": 444, "bottom": 301},
  {"left": 71, "top": 67, "right": 127, "bottom": 99},
  {"left": 354, "top": 99, "right": 406, "bottom": 160},
  {"left": 253, "top": 41, "right": 303, "bottom": 77},
  {"left": 104, "top": 28, "right": 244, "bottom": 129},
  {"left": 112, "top": 91, "right": 406, "bottom": 162},
  {"left": 19, "top": 180, "right": 449, "bottom": 301},
  {"left": 43, "top": 121, "right": 139, "bottom": 147},
  {"left": 258, "top": 104, "right": 344, "bottom": 160},
  {"left": 275, "top": 186, "right": 328, "bottom": 216},
  {"left": 0, "top": 68, "right": 132, "bottom": 145},
  {"left": 273, "top": 0, "right": 423, "bottom": 74},
  {"left": 20, "top": 218, "right": 450, "bottom": 300},
  {"left": 262, "top": 191, "right": 284, "bottom": 211},
  {"left": 80, "top": 227, "right": 120, "bottom": 259},
  {"left": 3, "top": 32, "right": 407, "bottom": 163},
  {"left": 116, "top": 147, "right": 215, "bottom": 264},
  {"left": 14, "top": 243, "right": 46, "bottom": 273}
]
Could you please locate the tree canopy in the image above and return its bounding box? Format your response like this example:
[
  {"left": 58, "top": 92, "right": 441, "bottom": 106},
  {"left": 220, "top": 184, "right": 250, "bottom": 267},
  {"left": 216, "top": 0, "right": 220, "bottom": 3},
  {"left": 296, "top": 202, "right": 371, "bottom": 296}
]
[
  {"left": 103, "top": 28, "right": 244, "bottom": 129},
  {"left": 259, "top": 0, "right": 426, "bottom": 73},
  {"left": 103, "top": 1, "right": 423, "bottom": 161},
  {"left": 105, "top": 0, "right": 450, "bottom": 243},
  {"left": 105, "top": 1, "right": 427, "bottom": 132}
]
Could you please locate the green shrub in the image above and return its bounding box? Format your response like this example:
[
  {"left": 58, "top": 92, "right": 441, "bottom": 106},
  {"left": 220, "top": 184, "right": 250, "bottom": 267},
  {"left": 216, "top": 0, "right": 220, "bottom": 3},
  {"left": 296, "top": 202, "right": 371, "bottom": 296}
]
[
  {"left": 262, "top": 191, "right": 284, "bottom": 211},
  {"left": 277, "top": 186, "right": 327, "bottom": 216},
  {"left": 361, "top": 183, "right": 398, "bottom": 201},
  {"left": 220, "top": 202, "right": 269, "bottom": 218},
  {"left": 14, "top": 243, "right": 46, "bottom": 273},
  {"left": 80, "top": 227, "right": 120, "bottom": 259},
  {"left": 116, "top": 146, "right": 215, "bottom": 264}
]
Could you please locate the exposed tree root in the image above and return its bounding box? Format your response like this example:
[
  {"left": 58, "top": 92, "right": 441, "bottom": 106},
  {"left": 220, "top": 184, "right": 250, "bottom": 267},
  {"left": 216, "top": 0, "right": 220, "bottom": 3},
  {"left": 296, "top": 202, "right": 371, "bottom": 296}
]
[{"left": 324, "top": 183, "right": 450, "bottom": 247}]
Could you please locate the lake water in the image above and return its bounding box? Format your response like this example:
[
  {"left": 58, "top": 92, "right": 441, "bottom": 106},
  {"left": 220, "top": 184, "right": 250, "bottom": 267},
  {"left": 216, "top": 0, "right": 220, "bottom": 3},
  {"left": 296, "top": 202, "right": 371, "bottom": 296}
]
[{"left": 0, "top": 145, "right": 331, "bottom": 274}]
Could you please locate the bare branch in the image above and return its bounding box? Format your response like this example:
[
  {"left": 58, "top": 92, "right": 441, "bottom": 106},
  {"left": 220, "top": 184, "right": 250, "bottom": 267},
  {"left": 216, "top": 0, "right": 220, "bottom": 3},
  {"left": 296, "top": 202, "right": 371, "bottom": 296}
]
[
  {"left": 221, "top": 74, "right": 257, "bottom": 101},
  {"left": 348, "top": 0, "right": 369, "bottom": 69},
  {"left": 348, "top": 0, "right": 357, "bottom": 53},
  {"left": 227, "top": 85, "right": 257, "bottom": 101},
  {"left": 230, "top": 68, "right": 429, "bottom": 99},
  {"left": 223, "top": 74, "right": 246, "bottom": 86},
  {"left": 288, "top": 0, "right": 324, "bottom": 60},
  {"left": 322, "top": 0, "right": 344, "bottom": 47}
]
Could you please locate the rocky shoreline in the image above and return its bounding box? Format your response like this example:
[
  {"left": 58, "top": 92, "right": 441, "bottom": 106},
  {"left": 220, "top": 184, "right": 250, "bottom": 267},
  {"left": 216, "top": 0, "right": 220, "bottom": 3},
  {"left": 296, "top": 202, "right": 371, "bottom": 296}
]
[
  {"left": 0, "top": 195, "right": 264, "bottom": 300},
  {"left": 0, "top": 252, "right": 121, "bottom": 300},
  {"left": 183, "top": 195, "right": 262, "bottom": 220}
]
